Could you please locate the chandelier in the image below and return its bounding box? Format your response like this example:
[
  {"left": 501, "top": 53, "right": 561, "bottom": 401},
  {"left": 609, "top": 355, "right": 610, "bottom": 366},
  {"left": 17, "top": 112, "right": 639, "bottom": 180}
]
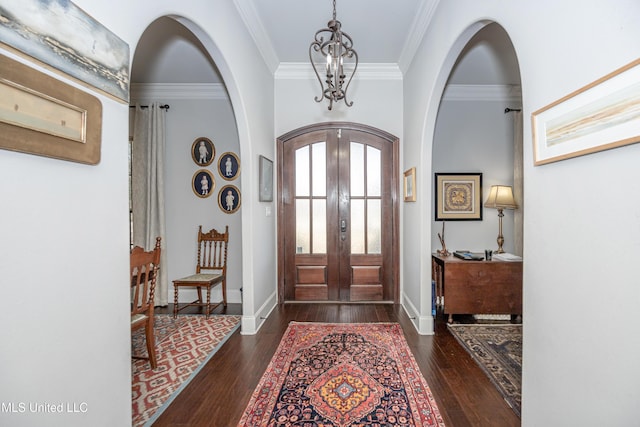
[{"left": 309, "top": 0, "right": 358, "bottom": 110}]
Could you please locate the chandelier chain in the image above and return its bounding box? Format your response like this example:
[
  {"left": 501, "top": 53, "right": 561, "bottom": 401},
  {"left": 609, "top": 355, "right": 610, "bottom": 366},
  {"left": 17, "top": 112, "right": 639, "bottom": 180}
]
[{"left": 332, "top": 0, "right": 336, "bottom": 20}]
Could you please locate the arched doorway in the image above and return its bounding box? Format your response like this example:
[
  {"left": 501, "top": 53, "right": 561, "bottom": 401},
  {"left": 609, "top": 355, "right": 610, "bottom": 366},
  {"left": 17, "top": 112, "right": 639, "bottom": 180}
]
[
  {"left": 433, "top": 22, "right": 523, "bottom": 256},
  {"left": 278, "top": 123, "right": 399, "bottom": 303},
  {"left": 130, "top": 16, "right": 243, "bottom": 312}
]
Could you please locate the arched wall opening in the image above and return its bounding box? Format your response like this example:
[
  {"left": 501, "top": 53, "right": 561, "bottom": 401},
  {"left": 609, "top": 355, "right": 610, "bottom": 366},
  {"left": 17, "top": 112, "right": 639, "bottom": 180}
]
[
  {"left": 418, "top": 20, "right": 523, "bottom": 329},
  {"left": 431, "top": 22, "right": 523, "bottom": 256},
  {"left": 129, "top": 16, "right": 251, "bottom": 327}
]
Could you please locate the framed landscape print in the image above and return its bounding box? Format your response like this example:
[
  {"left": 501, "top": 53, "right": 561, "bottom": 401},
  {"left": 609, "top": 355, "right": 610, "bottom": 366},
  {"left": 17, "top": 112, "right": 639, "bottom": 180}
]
[
  {"left": 0, "top": 0, "right": 130, "bottom": 102},
  {"left": 434, "top": 173, "right": 482, "bottom": 221},
  {"left": 191, "top": 137, "right": 214, "bottom": 166},
  {"left": 192, "top": 169, "right": 215, "bottom": 198},
  {"left": 532, "top": 58, "right": 640, "bottom": 165},
  {"left": 218, "top": 152, "right": 240, "bottom": 180}
]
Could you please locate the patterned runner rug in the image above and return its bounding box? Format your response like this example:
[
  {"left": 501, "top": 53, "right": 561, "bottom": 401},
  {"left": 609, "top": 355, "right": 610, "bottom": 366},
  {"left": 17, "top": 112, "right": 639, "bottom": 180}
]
[
  {"left": 238, "top": 322, "right": 445, "bottom": 426},
  {"left": 131, "top": 314, "right": 241, "bottom": 427},
  {"left": 447, "top": 324, "right": 522, "bottom": 416}
]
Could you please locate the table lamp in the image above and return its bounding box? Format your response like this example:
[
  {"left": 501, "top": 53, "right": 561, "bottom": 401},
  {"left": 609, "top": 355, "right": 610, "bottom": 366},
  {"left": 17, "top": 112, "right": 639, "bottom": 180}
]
[{"left": 484, "top": 185, "right": 518, "bottom": 253}]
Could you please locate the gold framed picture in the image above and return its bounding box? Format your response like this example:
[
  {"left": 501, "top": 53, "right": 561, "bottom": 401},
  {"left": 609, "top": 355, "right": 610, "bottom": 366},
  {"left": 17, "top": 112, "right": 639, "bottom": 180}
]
[
  {"left": 403, "top": 167, "right": 416, "bottom": 202},
  {"left": 191, "top": 137, "right": 214, "bottom": 166},
  {"left": 218, "top": 185, "right": 241, "bottom": 213},
  {"left": 434, "top": 173, "right": 482, "bottom": 221},
  {"left": 192, "top": 169, "right": 215, "bottom": 198},
  {"left": 218, "top": 151, "right": 240, "bottom": 181},
  {"left": 0, "top": 54, "right": 102, "bottom": 165}
]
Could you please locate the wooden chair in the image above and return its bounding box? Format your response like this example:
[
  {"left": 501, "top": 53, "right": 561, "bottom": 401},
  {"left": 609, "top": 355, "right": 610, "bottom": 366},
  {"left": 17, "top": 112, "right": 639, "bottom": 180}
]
[
  {"left": 130, "top": 237, "right": 162, "bottom": 369},
  {"left": 172, "top": 226, "right": 228, "bottom": 319}
]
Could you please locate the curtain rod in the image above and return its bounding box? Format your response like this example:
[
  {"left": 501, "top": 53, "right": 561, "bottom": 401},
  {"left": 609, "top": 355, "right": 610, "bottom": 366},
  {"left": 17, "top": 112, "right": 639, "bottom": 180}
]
[
  {"left": 504, "top": 107, "right": 521, "bottom": 113},
  {"left": 129, "top": 104, "right": 170, "bottom": 110}
]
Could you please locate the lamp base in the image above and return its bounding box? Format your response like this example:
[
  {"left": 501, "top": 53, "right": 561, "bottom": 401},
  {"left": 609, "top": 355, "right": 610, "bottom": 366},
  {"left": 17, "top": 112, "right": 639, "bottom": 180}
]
[{"left": 495, "top": 209, "right": 506, "bottom": 254}]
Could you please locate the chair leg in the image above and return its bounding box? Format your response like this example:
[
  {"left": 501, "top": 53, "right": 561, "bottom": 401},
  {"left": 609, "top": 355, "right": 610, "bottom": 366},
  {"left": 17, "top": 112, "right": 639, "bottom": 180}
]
[
  {"left": 196, "top": 287, "right": 203, "bottom": 303},
  {"left": 206, "top": 287, "right": 211, "bottom": 319},
  {"left": 145, "top": 320, "right": 157, "bottom": 369},
  {"left": 173, "top": 285, "right": 179, "bottom": 318},
  {"left": 222, "top": 279, "right": 227, "bottom": 307}
]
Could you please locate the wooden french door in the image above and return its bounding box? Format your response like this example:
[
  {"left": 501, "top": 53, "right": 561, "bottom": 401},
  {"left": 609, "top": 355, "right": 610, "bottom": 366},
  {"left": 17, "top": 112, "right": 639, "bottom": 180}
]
[{"left": 278, "top": 123, "right": 399, "bottom": 302}]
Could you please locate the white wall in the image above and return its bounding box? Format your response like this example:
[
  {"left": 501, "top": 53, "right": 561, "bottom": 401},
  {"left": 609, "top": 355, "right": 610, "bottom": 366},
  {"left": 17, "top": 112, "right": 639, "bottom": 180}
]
[
  {"left": 432, "top": 98, "right": 517, "bottom": 254},
  {"left": 406, "top": 1, "right": 640, "bottom": 425},
  {"left": 0, "top": 49, "right": 132, "bottom": 427},
  {"left": 0, "top": 1, "right": 274, "bottom": 425},
  {"left": 275, "top": 65, "right": 403, "bottom": 138}
]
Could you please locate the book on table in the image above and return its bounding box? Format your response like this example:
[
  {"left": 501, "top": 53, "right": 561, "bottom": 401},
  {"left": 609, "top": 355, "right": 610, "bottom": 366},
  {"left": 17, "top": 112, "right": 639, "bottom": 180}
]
[{"left": 453, "top": 250, "right": 484, "bottom": 261}]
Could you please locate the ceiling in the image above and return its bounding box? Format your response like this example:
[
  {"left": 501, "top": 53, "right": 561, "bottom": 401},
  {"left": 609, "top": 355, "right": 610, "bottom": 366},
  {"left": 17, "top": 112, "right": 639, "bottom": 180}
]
[{"left": 131, "top": 0, "right": 520, "bottom": 87}]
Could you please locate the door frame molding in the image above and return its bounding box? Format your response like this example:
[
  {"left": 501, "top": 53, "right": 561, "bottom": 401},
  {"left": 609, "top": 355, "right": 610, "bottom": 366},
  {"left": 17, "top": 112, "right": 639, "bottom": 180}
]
[{"left": 276, "top": 122, "right": 400, "bottom": 304}]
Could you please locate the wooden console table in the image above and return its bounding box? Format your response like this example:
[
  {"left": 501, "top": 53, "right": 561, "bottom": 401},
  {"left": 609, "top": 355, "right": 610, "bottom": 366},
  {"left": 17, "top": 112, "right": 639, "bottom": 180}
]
[{"left": 431, "top": 254, "right": 522, "bottom": 323}]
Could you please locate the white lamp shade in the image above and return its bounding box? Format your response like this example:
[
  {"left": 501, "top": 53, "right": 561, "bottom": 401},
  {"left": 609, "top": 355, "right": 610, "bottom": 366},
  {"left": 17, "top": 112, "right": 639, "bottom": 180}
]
[{"left": 484, "top": 185, "right": 517, "bottom": 209}]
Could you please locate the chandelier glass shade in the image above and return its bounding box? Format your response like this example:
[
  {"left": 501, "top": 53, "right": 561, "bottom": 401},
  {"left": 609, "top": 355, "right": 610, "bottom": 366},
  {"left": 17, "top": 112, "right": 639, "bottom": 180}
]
[{"left": 309, "top": 0, "right": 358, "bottom": 110}]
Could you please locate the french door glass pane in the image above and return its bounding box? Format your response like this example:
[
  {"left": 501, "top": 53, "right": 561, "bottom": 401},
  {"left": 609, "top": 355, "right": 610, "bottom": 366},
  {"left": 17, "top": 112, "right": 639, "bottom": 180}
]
[
  {"left": 312, "top": 142, "right": 326, "bottom": 197},
  {"left": 367, "top": 199, "right": 382, "bottom": 254},
  {"left": 295, "top": 199, "right": 310, "bottom": 253},
  {"left": 312, "top": 199, "right": 327, "bottom": 253},
  {"left": 295, "top": 145, "right": 309, "bottom": 197},
  {"left": 351, "top": 199, "right": 365, "bottom": 253},
  {"left": 367, "top": 146, "right": 381, "bottom": 196},
  {"left": 350, "top": 142, "right": 364, "bottom": 197}
]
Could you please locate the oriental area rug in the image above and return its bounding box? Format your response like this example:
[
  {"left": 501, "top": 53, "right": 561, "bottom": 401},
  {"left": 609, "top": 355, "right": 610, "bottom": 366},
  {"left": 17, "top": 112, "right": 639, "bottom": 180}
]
[
  {"left": 447, "top": 324, "right": 522, "bottom": 416},
  {"left": 131, "top": 314, "right": 241, "bottom": 427},
  {"left": 238, "top": 322, "right": 446, "bottom": 426}
]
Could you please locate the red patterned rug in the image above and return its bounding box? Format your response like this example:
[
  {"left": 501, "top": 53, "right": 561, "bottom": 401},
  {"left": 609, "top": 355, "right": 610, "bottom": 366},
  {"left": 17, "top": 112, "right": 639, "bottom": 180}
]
[
  {"left": 238, "top": 322, "right": 445, "bottom": 426},
  {"left": 131, "top": 314, "right": 241, "bottom": 427}
]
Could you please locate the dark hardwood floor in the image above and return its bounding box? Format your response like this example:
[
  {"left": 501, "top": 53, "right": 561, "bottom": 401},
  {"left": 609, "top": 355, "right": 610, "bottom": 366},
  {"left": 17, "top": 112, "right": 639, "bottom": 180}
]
[{"left": 151, "top": 303, "right": 520, "bottom": 427}]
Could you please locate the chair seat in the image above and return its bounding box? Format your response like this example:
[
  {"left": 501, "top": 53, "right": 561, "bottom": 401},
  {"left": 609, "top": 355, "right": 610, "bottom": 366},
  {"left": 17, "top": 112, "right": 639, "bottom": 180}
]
[
  {"left": 173, "top": 273, "right": 223, "bottom": 285},
  {"left": 173, "top": 226, "right": 228, "bottom": 319},
  {"left": 131, "top": 313, "right": 148, "bottom": 325}
]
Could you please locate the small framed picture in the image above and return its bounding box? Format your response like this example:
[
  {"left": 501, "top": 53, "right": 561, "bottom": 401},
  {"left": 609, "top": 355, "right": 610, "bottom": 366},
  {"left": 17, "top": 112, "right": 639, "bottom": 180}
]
[
  {"left": 218, "top": 152, "right": 240, "bottom": 180},
  {"left": 192, "top": 169, "right": 215, "bottom": 198},
  {"left": 259, "top": 155, "right": 273, "bottom": 202},
  {"left": 434, "top": 173, "right": 482, "bottom": 221},
  {"left": 191, "top": 137, "right": 215, "bottom": 166},
  {"left": 218, "top": 185, "right": 241, "bottom": 213},
  {"left": 403, "top": 167, "right": 416, "bottom": 202}
]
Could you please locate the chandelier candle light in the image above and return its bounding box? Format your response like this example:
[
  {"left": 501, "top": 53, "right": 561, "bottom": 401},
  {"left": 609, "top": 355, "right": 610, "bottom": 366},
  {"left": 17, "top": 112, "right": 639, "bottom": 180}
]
[
  {"left": 484, "top": 185, "right": 518, "bottom": 254},
  {"left": 309, "top": 0, "right": 358, "bottom": 110}
]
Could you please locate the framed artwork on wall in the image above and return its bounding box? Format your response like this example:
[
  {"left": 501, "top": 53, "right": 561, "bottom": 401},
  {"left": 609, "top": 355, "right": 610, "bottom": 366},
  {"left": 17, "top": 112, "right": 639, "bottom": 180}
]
[
  {"left": 434, "top": 173, "right": 482, "bottom": 221},
  {"left": 259, "top": 155, "right": 273, "bottom": 202},
  {"left": 218, "top": 185, "right": 241, "bottom": 213},
  {"left": 0, "top": 0, "right": 130, "bottom": 102},
  {"left": 192, "top": 169, "right": 215, "bottom": 198},
  {"left": 218, "top": 152, "right": 240, "bottom": 180},
  {"left": 532, "top": 58, "right": 640, "bottom": 166},
  {"left": 191, "top": 137, "right": 214, "bottom": 166},
  {"left": 0, "top": 54, "right": 103, "bottom": 165},
  {"left": 403, "top": 167, "right": 416, "bottom": 202}
]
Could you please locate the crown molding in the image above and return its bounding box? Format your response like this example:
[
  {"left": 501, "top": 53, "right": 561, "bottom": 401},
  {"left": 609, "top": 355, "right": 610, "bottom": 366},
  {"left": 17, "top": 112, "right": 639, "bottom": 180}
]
[
  {"left": 275, "top": 62, "right": 403, "bottom": 80},
  {"left": 233, "top": 0, "right": 279, "bottom": 73},
  {"left": 442, "top": 84, "right": 522, "bottom": 102},
  {"left": 129, "top": 83, "right": 520, "bottom": 103},
  {"left": 398, "top": 0, "right": 440, "bottom": 72},
  {"left": 130, "top": 83, "right": 228, "bottom": 101}
]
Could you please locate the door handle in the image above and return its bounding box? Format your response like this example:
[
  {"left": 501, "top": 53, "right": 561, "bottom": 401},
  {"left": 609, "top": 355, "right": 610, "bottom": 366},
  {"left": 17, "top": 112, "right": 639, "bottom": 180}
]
[{"left": 341, "top": 219, "right": 347, "bottom": 232}]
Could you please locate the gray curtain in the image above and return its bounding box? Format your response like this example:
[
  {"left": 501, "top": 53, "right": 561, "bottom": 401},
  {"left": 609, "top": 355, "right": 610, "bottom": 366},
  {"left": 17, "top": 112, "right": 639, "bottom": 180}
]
[
  {"left": 132, "top": 103, "right": 168, "bottom": 306},
  {"left": 513, "top": 111, "right": 524, "bottom": 256}
]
